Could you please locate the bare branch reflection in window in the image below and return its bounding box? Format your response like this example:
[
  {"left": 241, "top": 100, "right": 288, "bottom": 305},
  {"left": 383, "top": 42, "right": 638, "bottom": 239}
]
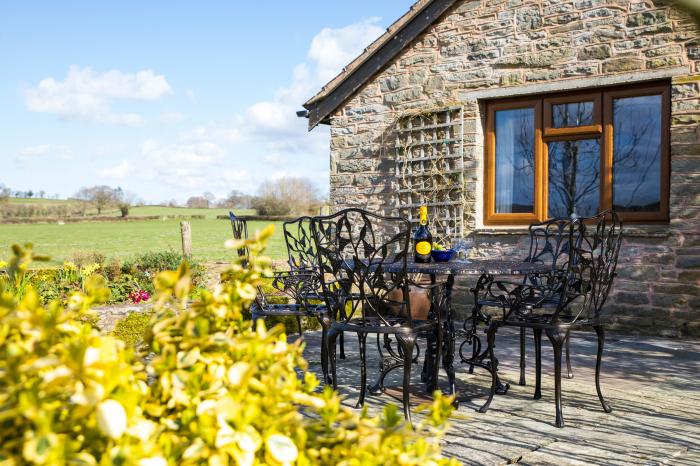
[
  {"left": 552, "top": 101, "right": 594, "bottom": 128},
  {"left": 548, "top": 139, "right": 601, "bottom": 217},
  {"left": 613, "top": 95, "right": 662, "bottom": 212},
  {"left": 495, "top": 108, "right": 535, "bottom": 213}
]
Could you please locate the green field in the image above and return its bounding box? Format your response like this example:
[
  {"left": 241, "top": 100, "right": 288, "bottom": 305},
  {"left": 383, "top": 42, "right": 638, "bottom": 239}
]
[
  {"left": 0, "top": 218, "right": 286, "bottom": 266},
  {"left": 5, "top": 198, "right": 255, "bottom": 219},
  {"left": 128, "top": 206, "right": 255, "bottom": 219}
]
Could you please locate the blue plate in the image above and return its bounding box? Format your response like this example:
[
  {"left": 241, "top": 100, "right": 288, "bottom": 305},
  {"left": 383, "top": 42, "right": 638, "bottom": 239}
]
[{"left": 431, "top": 249, "right": 455, "bottom": 262}]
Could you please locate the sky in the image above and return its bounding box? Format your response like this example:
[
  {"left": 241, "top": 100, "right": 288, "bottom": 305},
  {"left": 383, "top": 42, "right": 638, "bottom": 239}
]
[{"left": 0, "top": 1, "right": 412, "bottom": 203}]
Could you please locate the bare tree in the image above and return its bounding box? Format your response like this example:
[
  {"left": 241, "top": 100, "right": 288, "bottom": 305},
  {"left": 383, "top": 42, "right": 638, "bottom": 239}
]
[
  {"left": 186, "top": 196, "right": 210, "bottom": 208},
  {"left": 221, "top": 190, "right": 252, "bottom": 209},
  {"left": 115, "top": 190, "right": 140, "bottom": 217},
  {"left": 74, "top": 185, "right": 119, "bottom": 214},
  {"left": 0, "top": 184, "right": 10, "bottom": 202},
  {"left": 251, "top": 177, "right": 322, "bottom": 216}
]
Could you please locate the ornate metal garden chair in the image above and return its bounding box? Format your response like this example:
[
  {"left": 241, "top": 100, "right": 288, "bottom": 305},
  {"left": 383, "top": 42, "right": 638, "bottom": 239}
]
[
  {"left": 479, "top": 211, "right": 622, "bottom": 427},
  {"left": 229, "top": 211, "right": 249, "bottom": 264},
  {"left": 462, "top": 217, "right": 579, "bottom": 392},
  {"left": 229, "top": 212, "right": 337, "bottom": 384},
  {"left": 250, "top": 216, "right": 321, "bottom": 336},
  {"left": 311, "top": 208, "right": 444, "bottom": 424}
]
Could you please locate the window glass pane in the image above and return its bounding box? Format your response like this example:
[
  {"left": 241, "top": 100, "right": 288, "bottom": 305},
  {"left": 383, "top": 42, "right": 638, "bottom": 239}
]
[
  {"left": 495, "top": 108, "right": 535, "bottom": 213},
  {"left": 548, "top": 139, "right": 600, "bottom": 218},
  {"left": 552, "top": 101, "right": 594, "bottom": 128},
  {"left": 612, "top": 94, "right": 662, "bottom": 212}
]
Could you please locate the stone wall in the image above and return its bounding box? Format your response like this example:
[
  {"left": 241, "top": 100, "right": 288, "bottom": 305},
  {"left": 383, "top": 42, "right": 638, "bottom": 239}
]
[{"left": 327, "top": 0, "right": 700, "bottom": 336}]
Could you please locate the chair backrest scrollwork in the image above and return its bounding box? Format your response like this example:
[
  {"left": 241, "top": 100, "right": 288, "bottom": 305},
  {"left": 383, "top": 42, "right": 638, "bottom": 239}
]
[
  {"left": 229, "top": 211, "right": 249, "bottom": 265},
  {"left": 558, "top": 210, "right": 623, "bottom": 323},
  {"left": 311, "top": 208, "right": 413, "bottom": 328},
  {"left": 283, "top": 216, "right": 318, "bottom": 272},
  {"left": 525, "top": 217, "right": 578, "bottom": 272}
]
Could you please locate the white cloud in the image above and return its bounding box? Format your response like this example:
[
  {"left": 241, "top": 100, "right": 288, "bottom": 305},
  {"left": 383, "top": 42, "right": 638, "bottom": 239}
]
[
  {"left": 186, "top": 17, "right": 384, "bottom": 152},
  {"left": 138, "top": 139, "right": 227, "bottom": 189},
  {"left": 159, "top": 111, "right": 185, "bottom": 123},
  {"left": 24, "top": 65, "right": 172, "bottom": 126},
  {"left": 98, "top": 18, "right": 382, "bottom": 201},
  {"left": 18, "top": 143, "right": 73, "bottom": 160},
  {"left": 98, "top": 160, "right": 131, "bottom": 179},
  {"left": 308, "top": 17, "right": 384, "bottom": 84}
]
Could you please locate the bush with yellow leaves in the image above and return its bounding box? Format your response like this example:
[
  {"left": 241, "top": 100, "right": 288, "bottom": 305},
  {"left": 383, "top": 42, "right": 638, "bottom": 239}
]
[{"left": 0, "top": 230, "right": 459, "bottom": 466}]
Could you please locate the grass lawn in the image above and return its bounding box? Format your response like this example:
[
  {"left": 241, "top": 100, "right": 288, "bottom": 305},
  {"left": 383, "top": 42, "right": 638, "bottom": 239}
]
[{"left": 0, "top": 218, "right": 286, "bottom": 266}]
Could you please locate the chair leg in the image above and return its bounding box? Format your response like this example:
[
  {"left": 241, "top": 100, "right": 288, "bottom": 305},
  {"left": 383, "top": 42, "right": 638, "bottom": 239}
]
[
  {"left": 433, "top": 323, "right": 443, "bottom": 396},
  {"left": 519, "top": 327, "right": 527, "bottom": 386},
  {"left": 339, "top": 331, "right": 346, "bottom": 359},
  {"left": 565, "top": 329, "right": 574, "bottom": 379},
  {"left": 594, "top": 325, "right": 613, "bottom": 413},
  {"left": 327, "top": 329, "right": 339, "bottom": 390},
  {"left": 397, "top": 334, "right": 416, "bottom": 425},
  {"left": 479, "top": 323, "right": 499, "bottom": 413},
  {"left": 468, "top": 303, "right": 482, "bottom": 375},
  {"left": 546, "top": 328, "right": 565, "bottom": 428},
  {"left": 356, "top": 332, "right": 368, "bottom": 408},
  {"left": 295, "top": 315, "right": 303, "bottom": 337},
  {"left": 534, "top": 328, "right": 542, "bottom": 400},
  {"left": 336, "top": 298, "right": 346, "bottom": 360},
  {"left": 251, "top": 309, "right": 263, "bottom": 330},
  {"left": 320, "top": 325, "right": 331, "bottom": 385}
]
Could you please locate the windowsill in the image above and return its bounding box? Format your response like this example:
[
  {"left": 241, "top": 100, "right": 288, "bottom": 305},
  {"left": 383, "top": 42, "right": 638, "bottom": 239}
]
[{"left": 474, "top": 224, "right": 671, "bottom": 238}]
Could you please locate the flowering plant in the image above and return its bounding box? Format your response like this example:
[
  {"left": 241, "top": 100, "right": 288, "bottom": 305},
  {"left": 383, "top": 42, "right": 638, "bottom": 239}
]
[{"left": 128, "top": 289, "right": 150, "bottom": 304}]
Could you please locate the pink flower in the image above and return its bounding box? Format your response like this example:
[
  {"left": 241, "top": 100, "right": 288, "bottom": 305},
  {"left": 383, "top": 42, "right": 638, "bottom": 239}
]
[{"left": 129, "top": 290, "right": 150, "bottom": 304}]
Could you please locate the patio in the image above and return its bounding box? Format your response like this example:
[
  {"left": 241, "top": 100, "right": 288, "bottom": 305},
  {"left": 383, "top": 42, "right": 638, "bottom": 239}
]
[{"left": 300, "top": 327, "right": 700, "bottom": 465}]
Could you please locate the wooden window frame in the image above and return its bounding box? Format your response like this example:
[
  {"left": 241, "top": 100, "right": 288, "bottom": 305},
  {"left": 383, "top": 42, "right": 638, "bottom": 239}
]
[
  {"left": 484, "top": 82, "right": 670, "bottom": 226},
  {"left": 602, "top": 84, "right": 670, "bottom": 223},
  {"left": 544, "top": 92, "right": 602, "bottom": 137},
  {"left": 484, "top": 99, "right": 544, "bottom": 225}
]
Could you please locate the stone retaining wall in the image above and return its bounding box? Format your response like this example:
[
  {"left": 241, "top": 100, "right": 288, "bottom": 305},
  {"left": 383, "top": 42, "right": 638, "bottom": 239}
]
[{"left": 327, "top": 0, "right": 700, "bottom": 336}]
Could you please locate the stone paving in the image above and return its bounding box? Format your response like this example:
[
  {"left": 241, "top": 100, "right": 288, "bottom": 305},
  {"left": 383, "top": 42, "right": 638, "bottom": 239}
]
[{"left": 300, "top": 328, "right": 700, "bottom": 465}]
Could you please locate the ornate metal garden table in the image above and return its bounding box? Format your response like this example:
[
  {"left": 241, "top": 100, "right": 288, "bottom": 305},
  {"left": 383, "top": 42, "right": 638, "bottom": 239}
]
[{"left": 372, "top": 258, "right": 550, "bottom": 402}]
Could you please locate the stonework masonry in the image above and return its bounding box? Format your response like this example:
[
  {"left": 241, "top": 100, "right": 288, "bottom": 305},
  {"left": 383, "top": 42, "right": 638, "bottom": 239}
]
[{"left": 326, "top": 0, "right": 700, "bottom": 336}]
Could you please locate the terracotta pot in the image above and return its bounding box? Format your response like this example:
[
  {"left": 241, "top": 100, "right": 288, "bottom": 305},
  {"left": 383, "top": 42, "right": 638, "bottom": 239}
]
[{"left": 385, "top": 286, "right": 431, "bottom": 321}]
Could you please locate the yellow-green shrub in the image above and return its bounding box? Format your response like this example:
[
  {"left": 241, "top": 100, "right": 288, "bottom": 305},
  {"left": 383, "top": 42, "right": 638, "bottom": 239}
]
[
  {"left": 0, "top": 232, "right": 458, "bottom": 465},
  {"left": 0, "top": 247, "right": 159, "bottom": 465},
  {"left": 112, "top": 310, "right": 154, "bottom": 346}
]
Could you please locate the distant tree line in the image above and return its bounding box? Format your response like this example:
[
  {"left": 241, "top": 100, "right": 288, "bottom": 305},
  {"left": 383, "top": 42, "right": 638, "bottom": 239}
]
[
  {"left": 185, "top": 177, "right": 325, "bottom": 216},
  {"left": 74, "top": 186, "right": 140, "bottom": 217},
  {"left": 1, "top": 176, "right": 327, "bottom": 219},
  {"left": 0, "top": 184, "right": 56, "bottom": 200}
]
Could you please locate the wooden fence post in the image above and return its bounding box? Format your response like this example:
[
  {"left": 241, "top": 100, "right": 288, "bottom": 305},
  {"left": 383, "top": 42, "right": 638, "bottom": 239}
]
[{"left": 180, "top": 221, "right": 192, "bottom": 260}]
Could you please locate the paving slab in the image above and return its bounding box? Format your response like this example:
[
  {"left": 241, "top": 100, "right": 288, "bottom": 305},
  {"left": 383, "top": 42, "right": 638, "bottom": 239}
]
[{"left": 299, "top": 327, "right": 700, "bottom": 465}]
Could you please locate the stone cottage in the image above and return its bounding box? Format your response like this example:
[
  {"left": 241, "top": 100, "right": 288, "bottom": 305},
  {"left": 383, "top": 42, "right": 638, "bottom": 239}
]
[{"left": 303, "top": 0, "right": 700, "bottom": 336}]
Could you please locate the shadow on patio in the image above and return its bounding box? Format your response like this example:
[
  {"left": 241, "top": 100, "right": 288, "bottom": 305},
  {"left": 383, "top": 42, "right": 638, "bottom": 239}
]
[{"left": 296, "top": 327, "right": 700, "bottom": 465}]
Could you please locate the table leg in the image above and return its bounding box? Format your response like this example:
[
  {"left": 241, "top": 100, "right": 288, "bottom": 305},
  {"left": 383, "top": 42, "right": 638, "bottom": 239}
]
[
  {"left": 458, "top": 273, "right": 510, "bottom": 396},
  {"left": 442, "top": 274, "right": 458, "bottom": 399},
  {"left": 423, "top": 274, "right": 438, "bottom": 392}
]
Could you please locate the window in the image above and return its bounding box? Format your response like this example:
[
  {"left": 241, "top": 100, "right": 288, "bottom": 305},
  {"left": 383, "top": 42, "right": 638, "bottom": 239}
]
[{"left": 485, "top": 83, "right": 669, "bottom": 225}]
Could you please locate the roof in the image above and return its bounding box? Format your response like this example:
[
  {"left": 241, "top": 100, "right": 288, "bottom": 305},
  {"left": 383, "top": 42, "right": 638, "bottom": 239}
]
[{"left": 303, "top": 0, "right": 457, "bottom": 129}]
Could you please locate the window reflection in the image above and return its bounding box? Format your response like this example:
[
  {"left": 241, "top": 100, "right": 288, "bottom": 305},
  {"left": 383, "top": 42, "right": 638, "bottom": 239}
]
[
  {"left": 552, "top": 101, "right": 594, "bottom": 128},
  {"left": 548, "top": 139, "right": 600, "bottom": 217},
  {"left": 495, "top": 108, "right": 535, "bottom": 213},
  {"left": 613, "top": 95, "right": 662, "bottom": 212}
]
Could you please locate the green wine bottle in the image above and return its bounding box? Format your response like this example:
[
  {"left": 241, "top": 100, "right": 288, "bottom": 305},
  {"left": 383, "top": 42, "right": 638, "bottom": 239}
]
[{"left": 414, "top": 205, "right": 432, "bottom": 263}]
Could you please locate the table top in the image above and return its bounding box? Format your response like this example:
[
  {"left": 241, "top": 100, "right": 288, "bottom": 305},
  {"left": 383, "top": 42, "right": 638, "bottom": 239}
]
[{"left": 383, "top": 258, "right": 550, "bottom": 276}]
